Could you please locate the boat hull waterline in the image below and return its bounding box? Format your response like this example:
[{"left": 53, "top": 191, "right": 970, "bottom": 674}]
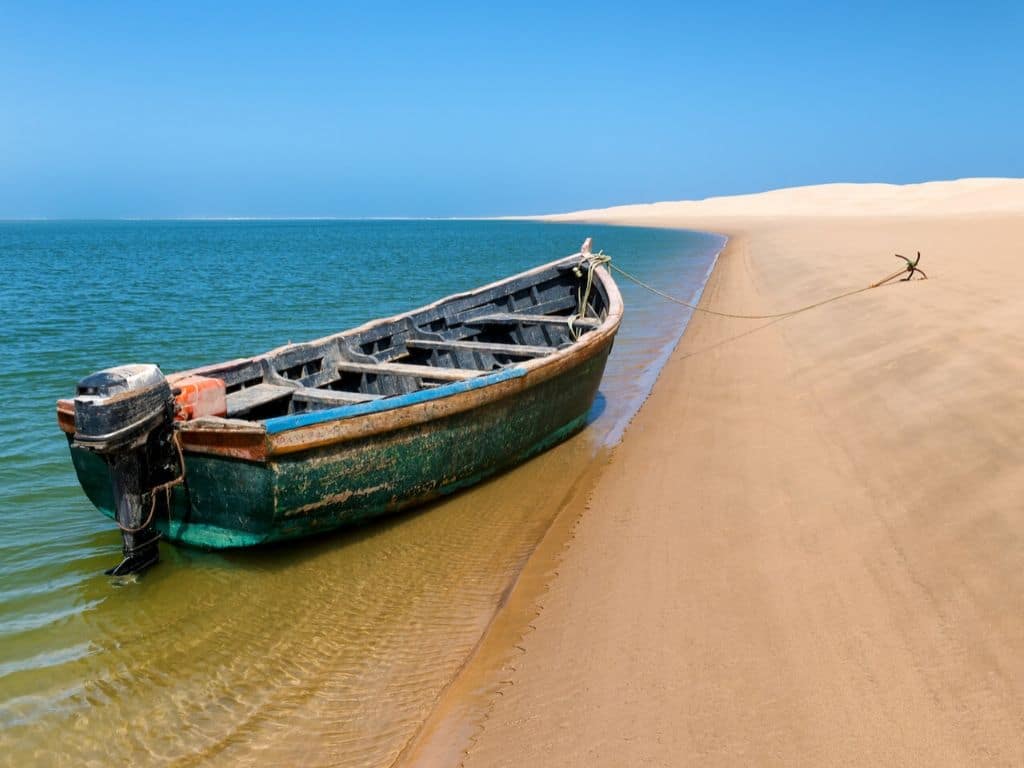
[{"left": 57, "top": 242, "right": 623, "bottom": 560}]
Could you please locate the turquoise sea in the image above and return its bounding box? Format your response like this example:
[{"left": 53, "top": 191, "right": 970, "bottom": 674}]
[{"left": 0, "top": 220, "right": 723, "bottom": 766}]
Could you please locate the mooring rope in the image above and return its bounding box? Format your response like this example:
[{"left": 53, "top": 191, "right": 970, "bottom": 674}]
[
  {"left": 115, "top": 430, "right": 187, "bottom": 534},
  {"left": 568, "top": 252, "right": 613, "bottom": 339},
  {"left": 576, "top": 250, "right": 926, "bottom": 322}
]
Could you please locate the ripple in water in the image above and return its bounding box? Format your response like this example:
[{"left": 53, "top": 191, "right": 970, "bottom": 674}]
[{"left": 0, "top": 220, "right": 723, "bottom": 766}]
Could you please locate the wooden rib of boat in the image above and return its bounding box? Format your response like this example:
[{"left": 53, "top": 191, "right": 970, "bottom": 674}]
[{"left": 56, "top": 239, "right": 622, "bottom": 572}]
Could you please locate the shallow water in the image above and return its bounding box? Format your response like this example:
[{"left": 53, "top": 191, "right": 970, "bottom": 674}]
[{"left": 0, "top": 220, "right": 723, "bottom": 766}]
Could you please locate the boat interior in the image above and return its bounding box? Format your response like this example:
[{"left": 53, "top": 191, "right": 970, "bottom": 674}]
[{"left": 184, "top": 259, "right": 611, "bottom": 422}]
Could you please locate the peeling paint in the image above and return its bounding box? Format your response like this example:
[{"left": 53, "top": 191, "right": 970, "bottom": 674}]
[{"left": 284, "top": 482, "right": 392, "bottom": 517}]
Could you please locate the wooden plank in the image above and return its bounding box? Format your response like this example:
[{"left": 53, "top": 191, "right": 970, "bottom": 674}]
[
  {"left": 291, "top": 388, "right": 383, "bottom": 405},
  {"left": 522, "top": 293, "right": 577, "bottom": 316},
  {"left": 452, "top": 293, "right": 576, "bottom": 325},
  {"left": 465, "top": 313, "right": 601, "bottom": 329},
  {"left": 336, "top": 360, "right": 483, "bottom": 382},
  {"left": 414, "top": 266, "right": 566, "bottom": 327},
  {"left": 226, "top": 383, "right": 295, "bottom": 417},
  {"left": 406, "top": 338, "right": 554, "bottom": 358}
]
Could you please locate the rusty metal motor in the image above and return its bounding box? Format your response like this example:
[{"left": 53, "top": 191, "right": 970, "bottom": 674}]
[{"left": 72, "top": 364, "right": 179, "bottom": 576}]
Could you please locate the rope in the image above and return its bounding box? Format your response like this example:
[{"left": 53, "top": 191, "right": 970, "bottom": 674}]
[
  {"left": 568, "top": 252, "right": 612, "bottom": 338},
  {"left": 578, "top": 251, "right": 925, "bottom": 322},
  {"left": 115, "top": 430, "right": 186, "bottom": 534}
]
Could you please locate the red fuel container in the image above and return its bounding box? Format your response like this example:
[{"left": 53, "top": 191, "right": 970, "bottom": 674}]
[{"left": 170, "top": 375, "right": 227, "bottom": 421}]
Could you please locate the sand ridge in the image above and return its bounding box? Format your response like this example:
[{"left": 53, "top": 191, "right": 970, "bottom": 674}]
[
  {"left": 407, "top": 179, "right": 1024, "bottom": 766},
  {"left": 535, "top": 177, "right": 1024, "bottom": 221}
]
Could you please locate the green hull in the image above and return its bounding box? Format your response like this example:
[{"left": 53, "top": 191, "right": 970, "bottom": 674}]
[{"left": 69, "top": 347, "right": 610, "bottom": 549}]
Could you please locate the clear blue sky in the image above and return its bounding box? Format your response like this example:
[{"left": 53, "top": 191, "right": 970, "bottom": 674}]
[{"left": 2, "top": 2, "right": 1021, "bottom": 218}]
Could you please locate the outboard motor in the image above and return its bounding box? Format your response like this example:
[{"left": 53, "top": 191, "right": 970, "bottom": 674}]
[{"left": 72, "top": 364, "right": 180, "bottom": 576}]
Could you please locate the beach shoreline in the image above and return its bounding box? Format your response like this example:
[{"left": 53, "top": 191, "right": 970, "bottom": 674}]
[
  {"left": 405, "top": 179, "right": 1024, "bottom": 766},
  {"left": 397, "top": 229, "right": 739, "bottom": 768},
  {"left": 392, "top": 232, "right": 730, "bottom": 767}
]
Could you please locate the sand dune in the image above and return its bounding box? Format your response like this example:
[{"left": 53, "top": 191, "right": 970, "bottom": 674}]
[
  {"left": 405, "top": 178, "right": 1024, "bottom": 767},
  {"left": 539, "top": 177, "right": 1024, "bottom": 221}
]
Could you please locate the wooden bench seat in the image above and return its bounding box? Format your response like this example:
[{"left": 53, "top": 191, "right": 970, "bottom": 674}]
[
  {"left": 227, "top": 382, "right": 384, "bottom": 417},
  {"left": 464, "top": 313, "right": 601, "bottom": 329},
  {"left": 406, "top": 338, "right": 555, "bottom": 358},
  {"left": 291, "top": 388, "right": 382, "bottom": 406},
  {"left": 336, "top": 360, "right": 483, "bottom": 382},
  {"left": 226, "top": 383, "right": 295, "bottom": 417}
]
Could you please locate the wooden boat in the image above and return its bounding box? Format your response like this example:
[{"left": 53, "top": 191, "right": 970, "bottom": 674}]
[{"left": 57, "top": 239, "right": 622, "bottom": 574}]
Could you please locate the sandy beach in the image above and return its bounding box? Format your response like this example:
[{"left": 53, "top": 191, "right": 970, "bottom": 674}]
[{"left": 405, "top": 178, "right": 1024, "bottom": 766}]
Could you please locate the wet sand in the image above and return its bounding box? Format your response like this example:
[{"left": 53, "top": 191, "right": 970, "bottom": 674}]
[{"left": 408, "top": 179, "right": 1024, "bottom": 765}]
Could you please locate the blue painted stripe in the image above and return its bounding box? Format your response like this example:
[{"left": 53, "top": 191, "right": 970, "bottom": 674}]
[{"left": 263, "top": 366, "right": 527, "bottom": 435}]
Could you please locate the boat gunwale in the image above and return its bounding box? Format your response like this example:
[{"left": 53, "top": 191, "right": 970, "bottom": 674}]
[
  {"left": 261, "top": 367, "right": 528, "bottom": 434},
  {"left": 169, "top": 253, "right": 592, "bottom": 382},
  {"left": 262, "top": 317, "right": 619, "bottom": 457}
]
